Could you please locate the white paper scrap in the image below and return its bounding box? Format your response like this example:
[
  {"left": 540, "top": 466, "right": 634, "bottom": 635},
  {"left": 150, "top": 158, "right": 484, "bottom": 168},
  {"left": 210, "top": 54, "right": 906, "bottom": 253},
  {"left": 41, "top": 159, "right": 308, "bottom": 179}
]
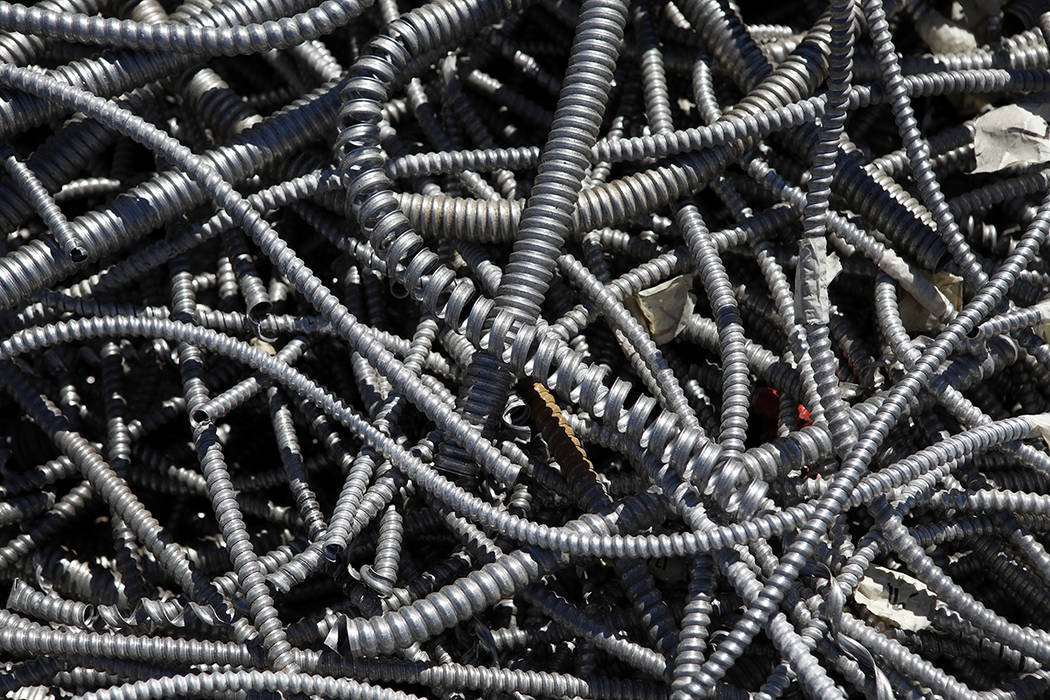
[
  {"left": 974, "top": 103, "right": 1050, "bottom": 173},
  {"left": 626, "top": 275, "right": 695, "bottom": 344},
  {"left": 915, "top": 7, "right": 978, "bottom": 55},
  {"left": 854, "top": 566, "right": 936, "bottom": 632},
  {"left": 1023, "top": 413, "right": 1050, "bottom": 450},
  {"left": 794, "top": 237, "right": 832, "bottom": 326}
]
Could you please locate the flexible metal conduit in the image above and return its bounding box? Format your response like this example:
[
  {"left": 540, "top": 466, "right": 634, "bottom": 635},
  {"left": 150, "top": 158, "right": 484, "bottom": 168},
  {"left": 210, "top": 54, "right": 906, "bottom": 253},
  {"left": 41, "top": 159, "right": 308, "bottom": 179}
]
[{"left": 0, "top": 0, "right": 1049, "bottom": 698}]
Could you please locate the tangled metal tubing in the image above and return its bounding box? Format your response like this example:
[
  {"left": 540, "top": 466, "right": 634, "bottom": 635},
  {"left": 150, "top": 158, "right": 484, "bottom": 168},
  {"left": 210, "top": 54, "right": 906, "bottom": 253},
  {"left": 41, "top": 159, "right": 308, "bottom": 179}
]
[{"left": 3, "top": 0, "right": 1050, "bottom": 697}]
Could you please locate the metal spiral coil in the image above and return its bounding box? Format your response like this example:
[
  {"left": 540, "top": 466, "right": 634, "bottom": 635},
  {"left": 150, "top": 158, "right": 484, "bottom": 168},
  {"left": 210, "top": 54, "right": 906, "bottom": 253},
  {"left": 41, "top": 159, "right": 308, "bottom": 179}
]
[{"left": 2, "top": 0, "right": 1050, "bottom": 697}]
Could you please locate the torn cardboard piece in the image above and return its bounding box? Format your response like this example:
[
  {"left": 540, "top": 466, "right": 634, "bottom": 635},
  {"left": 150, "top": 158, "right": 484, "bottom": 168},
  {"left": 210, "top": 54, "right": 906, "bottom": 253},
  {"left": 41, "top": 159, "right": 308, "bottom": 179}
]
[
  {"left": 974, "top": 103, "right": 1050, "bottom": 173},
  {"left": 250, "top": 337, "right": 277, "bottom": 356},
  {"left": 626, "top": 274, "right": 695, "bottom": 344},
  {"left": 854, "top": 566, "right": 936, "bottom": 632},
  {"left": 900, "top": 271, "right": 963, "bottom": 333},
  {"left": 880, "top": 253, "right": 955, "bottom": 322}
]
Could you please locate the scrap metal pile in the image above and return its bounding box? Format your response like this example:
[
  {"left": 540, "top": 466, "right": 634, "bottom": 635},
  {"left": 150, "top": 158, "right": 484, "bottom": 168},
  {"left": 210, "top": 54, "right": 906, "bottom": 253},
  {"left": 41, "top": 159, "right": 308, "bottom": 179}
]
[{"left": 5, "top": 0, "right": 1050, "bottom": 696}]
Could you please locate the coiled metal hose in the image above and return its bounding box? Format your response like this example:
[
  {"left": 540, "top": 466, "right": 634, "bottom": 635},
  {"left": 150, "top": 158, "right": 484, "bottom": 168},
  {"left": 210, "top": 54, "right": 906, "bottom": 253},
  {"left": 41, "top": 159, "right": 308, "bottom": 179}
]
[{"left": 1, "top": 0, "right": 1050, "bottom": 697}]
